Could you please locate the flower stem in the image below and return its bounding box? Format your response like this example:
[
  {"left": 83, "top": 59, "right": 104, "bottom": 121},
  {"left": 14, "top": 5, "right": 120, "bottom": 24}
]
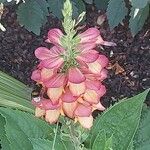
[
  {"left": 68, "top": 122, "right": 82, "bottom": 150},
  {"left": 52, "top": 121, "right": 59, "bottom": 150}
]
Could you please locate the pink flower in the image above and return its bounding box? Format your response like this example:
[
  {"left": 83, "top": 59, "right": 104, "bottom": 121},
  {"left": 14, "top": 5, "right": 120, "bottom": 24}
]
[{"left": 31, "top": 26, "right": 114, "bottom": 128}]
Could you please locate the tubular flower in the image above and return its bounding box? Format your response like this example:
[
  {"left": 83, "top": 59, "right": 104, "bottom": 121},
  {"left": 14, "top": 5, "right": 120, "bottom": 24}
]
[{"left": 31, "top": 27, "right": 116, "bottom": 129}]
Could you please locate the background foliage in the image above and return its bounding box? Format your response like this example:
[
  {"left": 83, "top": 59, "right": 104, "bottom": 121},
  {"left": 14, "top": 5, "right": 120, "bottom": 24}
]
[{"left": 0, "top": 0, "right": 149, "bottom": 35}]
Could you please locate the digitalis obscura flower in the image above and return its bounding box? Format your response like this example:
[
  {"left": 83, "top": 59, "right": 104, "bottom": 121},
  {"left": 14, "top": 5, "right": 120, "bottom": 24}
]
[{"left": 31, "top": 27, "right": 116, "bottom": 129}]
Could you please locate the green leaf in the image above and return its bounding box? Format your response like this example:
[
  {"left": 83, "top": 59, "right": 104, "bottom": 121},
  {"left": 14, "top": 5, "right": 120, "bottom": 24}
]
[
  {"left": 106, "top": 0, "right": 128, "bottom": 29},
  {"left": 130, "top": 0, "right": 149, "bottom": 8},
  {"left": 105, "top": 136, "right": 113, "bottom": 150},
  {"left": 30, "top": 138, "right": 71, "bottom": 150},
  {"left": 0, "top": 71, "right": 34, "bottom": 113},
  {"left": 133, "top": 105, "right": 150, "bottom": 150},
  {"left": 129, "top": 5, "right": 149, "bottom": 36},
  {"left": 0, "top": 115, "right": 11, "bottom": 150},
  {"left": 30, "top": 138, "right": 53, "bottom": 150},
  {"left": 84, "top": 0, "right": 93, "bottom": 4},
  {"left": 48, "top": 0, "right": 85, "bottom": 19},
  {"left": 0, "top": 108, "right": 54, "bottom": 150},
  {"left": 92, "top": 130, "right": 113, "bottom": 150},
  {"left": 87, "top": 89, "right": 149, "bottom": 150},
  {"left": 94, "top": 0, "right": 110, "bottom": 10},
  {"left": 17, "top": 0, "right": 49, "bottom": 35},
  {"left": 92, "top": 130, "right": 106, "bottom": 150},
  {"left": 128, "top": 140, "right": 134, "bottom": 150}
]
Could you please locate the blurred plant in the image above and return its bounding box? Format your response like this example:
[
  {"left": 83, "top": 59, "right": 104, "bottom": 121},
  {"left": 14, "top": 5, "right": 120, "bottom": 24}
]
[
  {"left": 7, "top": 0, "right": 25, "bottom": 4},
  {"left": 93, "top": 0, "right": 150, "bottom": 36},
  {"left": 1, "top": 0, "right": 149, "bottom": 35},
  {"left": 0, "top": 3, "right": 6, "bottom": 31}
]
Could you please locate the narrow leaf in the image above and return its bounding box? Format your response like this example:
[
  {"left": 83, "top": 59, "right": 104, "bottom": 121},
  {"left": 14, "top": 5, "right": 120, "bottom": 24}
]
[
  {"left": 0, "top": 115, "right": 11, "bottom": 150},
  {"left": 0, "top": 71, "right": 34, "bottom": 113}
]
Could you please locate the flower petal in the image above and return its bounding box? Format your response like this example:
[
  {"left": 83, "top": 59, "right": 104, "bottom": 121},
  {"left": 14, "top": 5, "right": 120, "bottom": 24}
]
[
  {"left": 35, "top": 107, "right": 45, "bottom": 117},
  {"left": 62, "top": 101, "right": 78, "bottom": 118},
  {"left": 41, "top": 68, "right": 54, "bottom": 81},
  {"left": 97, "top": 55, "right": 109, "bottom": 68},
  {"left": 74, "top": 104, "right": 92, "bottom": 117},
  {"left": 32, "top": 98, "right": 61, "bottom": 110},
  {"left": 88, "top": 60, "right": 102, "bottom": 74},
  {"left": 69, "top": 82, "right": 86, "bottom": 96},
  {"left": 97, "top": 84, "right": 106, "bottom": 97},
  {"left": 96, "top": 35, "right": 116, "bottom": 46},
  {"left": 85, "top": 79, "right": 101, "bottom": 91},
  {"left": 31, "top": 69, "right": 41, "bottom": 81},
  {"left": 47, "top": 86, "right": 63, "bottom": 104},
  {"left": 61, "top": 88, "right": 78, "bottom": 103},
  {"left": 77, "top": 115, "right": 93, "bottom": 129},
  {"left": 77, "top": 97, "right": 91, "bottom": 107},
  {"left": 79, "top": 28, "right": 100, "bottom": 43},
  {"left": 83, "top": 89, "right": 99, "bottom": 104},
  {"left": 45, "top": 73, "right": 67, "bottom": 88},
  {"left": 45, "top": 109, "right": 60, "bottom": 124},
  {"left": 47, "top": 28, "right": 63, "bottom": 45},
  {"left": 68, "top": 67, "right": 86, "bottom": 84},
  {"left": 49, "top": 46, "right": 65, "bottom": 57},
  {"left": 87, "top": 55, "right": 108, "bottom": 74},
  {"left": 41, "top": 57, "right": 64, "bottom": 69},
  {"left": 76, "top": 42, "right": 96, "bottom": 52},
  {"left": 76, "top": 50, "right": 99, "bottom": 63},
  {"left": 35, "top": 47, "right": 51, "bottom": 60},
  {"left": 99, "top": 69, "right": 108, "bottom": 81},
  {"left": 92, "top": 102, "right": 105, "bottom": 111}
]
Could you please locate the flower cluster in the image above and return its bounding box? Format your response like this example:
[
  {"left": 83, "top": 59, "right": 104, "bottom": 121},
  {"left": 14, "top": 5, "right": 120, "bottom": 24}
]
[{"left": 31, "top": 27, "right": 116, "bottom": 129}]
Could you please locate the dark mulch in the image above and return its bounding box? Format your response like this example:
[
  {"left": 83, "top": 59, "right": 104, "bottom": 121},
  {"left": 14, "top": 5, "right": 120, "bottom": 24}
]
[{"left": 0, "top": 5, "right": 150, "bottom": 107}]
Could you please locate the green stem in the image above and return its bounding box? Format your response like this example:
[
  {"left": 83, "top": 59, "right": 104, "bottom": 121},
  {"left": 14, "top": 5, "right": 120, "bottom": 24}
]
[
  {"left": 68, "top": 122, "right": 82, "bottom": 150},
  {"left": 52, "top": 121, "right": 59, "bottom": 150}
]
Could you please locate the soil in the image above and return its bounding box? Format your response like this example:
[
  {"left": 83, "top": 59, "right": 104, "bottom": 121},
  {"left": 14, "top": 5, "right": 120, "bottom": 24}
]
[{"left": 0, "top": 5, "right": 150, "bottom": 107}]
